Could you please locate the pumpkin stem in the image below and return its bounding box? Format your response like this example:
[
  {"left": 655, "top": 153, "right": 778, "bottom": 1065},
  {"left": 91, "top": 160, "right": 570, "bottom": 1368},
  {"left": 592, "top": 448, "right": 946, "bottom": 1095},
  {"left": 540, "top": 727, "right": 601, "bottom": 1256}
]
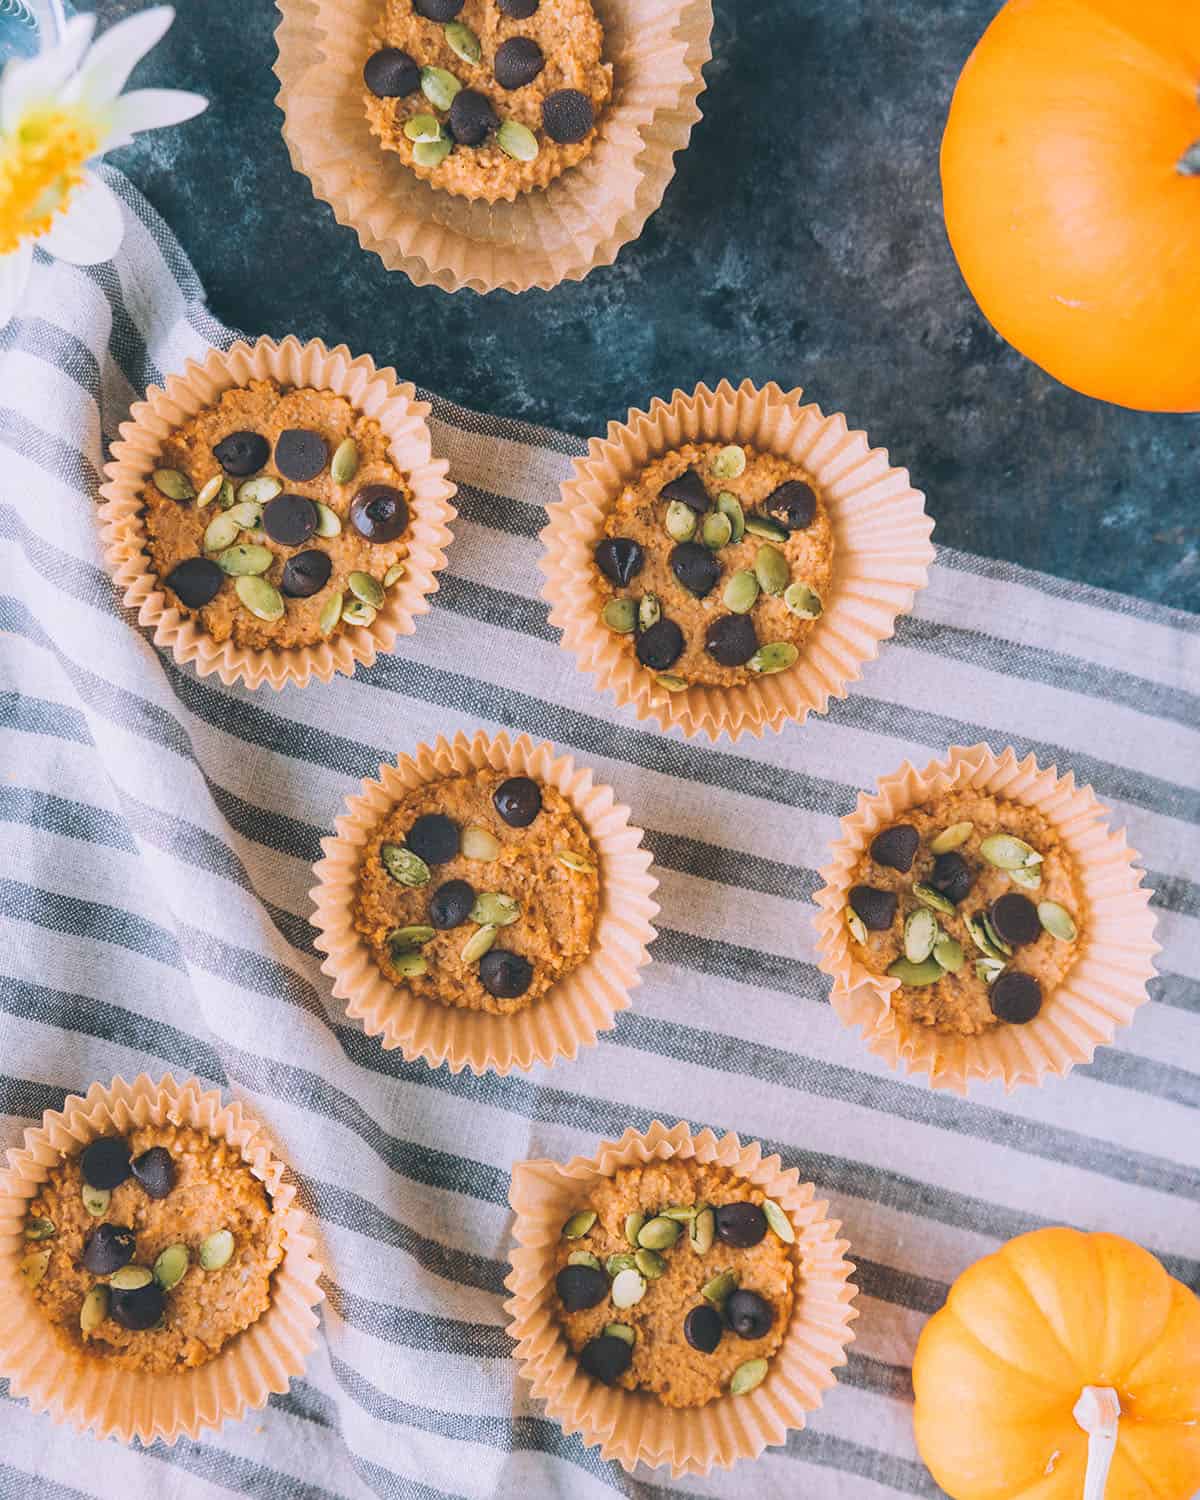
[
  {"left": 1179, "top": 141, "right": 1200, "bottom": 175},
  {"left": 1074, "top": 1387, "right": 1120, "bottom": 1500}
]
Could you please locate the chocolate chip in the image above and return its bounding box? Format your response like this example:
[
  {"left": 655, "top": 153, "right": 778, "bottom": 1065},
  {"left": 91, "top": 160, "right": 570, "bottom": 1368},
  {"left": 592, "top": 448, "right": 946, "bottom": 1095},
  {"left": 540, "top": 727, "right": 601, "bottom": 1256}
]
[
  {"left": 705, "top": 613, "right": 758, "bottom": 668},
  {"left": 414, "top": 0, "right": 464, "bottom": 17},
  {"left": 542, "top": 89, "right": 594, "bottom": 144},
  {"left": 930, "top": 850, "right": 974, "bottom": 904},
  {"left": 81, "top": 1137, "right": 131, "bottom": 1190},
  {"left": 407, "top": 813, "right": 460, "bottom": 864},
  {"left": 363, "top": 47, "right": 420, "bottom": 97},
  {"left": 449, "top": 88, "right": 498, "bottom": 145},
  {"left": 263, "top": 493, "right": 318, "bottom": 546},
  {"left": 635, "top": 618, "right": 684, "bottom": 671},
  {"left": 497, "top": 0, "right": 538, "bottom": 14},
  {"left": 165, "top": 557, "right": 223, "bottom": 610},
  {"left": 281, "top": 549, "right": 333, "bottom": 598},
  {"left": 714, "top": 1202, "right": 767, "bottom": 1249},
  {"left": 684, "top": 1304, "right": 723, "bottom": 1353},
  {"left": 670, "top": 541, "right": 719, "bottom": 599},
  {"left": 594, "top": 537, "right": 644, "bottom": 586},
  {"left": 989, "top": 892, "right": 1041, "bottom": 948},
  {"left": 478, "top": 948, "right": 533, "bottom": 999},
  {"left": 849, "top": 885, "right": 897, "bottom": 931},
  {"left": 493, "top": 776, "right": 542, "bottom": 827},
  {"left": 274, "top": 429, "right": 328, "bottom": 481},
  {"left": 764, "top": 479, "right": 817, "bottom": 531},
  {"left": 130, "top": 1147, "right": 174, "bottom": 1200},
  {"left": 870, "top": 825, "right": 918, "bottom": 872},
  {"left": 989, "top": 970, "right": 1042, "bottom": 1024},
  {"left": 110, "top": 1279, "right": 165, "bottom": 1332},
  {"left": 726, "top": 1289, "right": 775, "bottom": 1340},
  {"left": 351, "top": 485, "right": 409, "bottom": 544},
  {"left": 213, "top": 431, "right": 269, "bottom": 477},
  {"left": 494, "top": 35, "right": 544, "bottom": 89},
  {"left": 658, "top": 467, "right": 709, "bottom": 513},
  {"left": 429, "top": 879, "right": 476, "bottom": 929},
  {"left": 555, "top": 1262, "right": 607, "bottom": 1312},
  {"left": 579, "top": 1333, "right": 633, "bottom": 1384},
  {"left": 82, "top": 1223, "right": 136, "bottom": 1276}
]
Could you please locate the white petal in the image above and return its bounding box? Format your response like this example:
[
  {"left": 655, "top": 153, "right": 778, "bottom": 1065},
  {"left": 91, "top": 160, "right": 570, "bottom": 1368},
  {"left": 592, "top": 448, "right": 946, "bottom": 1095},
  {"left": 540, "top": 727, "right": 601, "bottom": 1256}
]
[
  {"left": 102, "top": 87, "right": 207, "bottom": 149},
  {"left": 38, "top": 170, "right": 125, "bottom": 266},
  {"left": 0, "top": 14, "right": 95, "bottom": 132},
  {"left": 0, "top": 241, "right": 34, "bottom": 331},
  {"left": 64, "top": 4, "right": 175, "bottom": 108}
]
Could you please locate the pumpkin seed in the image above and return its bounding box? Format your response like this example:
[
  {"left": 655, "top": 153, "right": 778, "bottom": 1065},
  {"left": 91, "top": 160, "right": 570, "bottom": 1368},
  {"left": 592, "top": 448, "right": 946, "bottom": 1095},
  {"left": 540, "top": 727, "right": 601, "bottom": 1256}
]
[
  {"left": 226, "top": 501, "right": 264, "bottom": 531},
  {"left": 330, "top": 437, "right": 359, "bottom": 484},
  {"left": 18, "top": 1249, "right": 50, "bottom": 1286},
  {"left": 314, "top": 501, "right": 342, "bottom": 537},
  {"left": 932, "top": 934, "right": 965, "bottom": 973},
  {"left": 979, "top": 833, "right": 1043, "bottom": 871},
  {"left": 610, "top": 1268, "right": 646, "bottom": 1308},
  {"left": 655, "top": 673, "right": 688, "bottom": 692},
  {"left": 744, "top": 513, "right": 788, "bottom": 541},
  {"left": 444, "top": 19, "right": 481, "bottom": 62},
  {"left": 606, "top": 1253, "right": 636, "bottom": 1277},
  {"left": 754, "top": 544, "right": 790, "bottom": 596},
  {"left": 846, "top": 908, "right": 868, "bottom": 944},
  {"left": 404, "top": 112, "right": 443, "bottom": 143},
  {"left": 497, "top": 119, "right": 539, "bottom": 161},
  {"left": 82, "top": 1184, "right": 110, "bottom": 1217},
  {"left": 661, "top": 1205, "right": 697, "bottom": 1222},
  {"left": 24, "top": 1217, "right": 55, "bottom": 1240},
  {"left": 637, "top": 1215, "right": 681, "bottom": 1251},
  {"left": 783, "top": 582, "right": 823, "bottom": 619},
  {"left": 975, "top": 958, "right": 1005, "bottom": 985},
  {"left": 723, "top": 570, "right": 759, "bottom": 614},
  {"left": 981, "top": 913, "right": 1013, "bottom": 957},
  {"left": 462, "top": 825, "right": 501, "bottom": 862},
  {"left": 383, "top": 563, "right": 405, "bottom": 587},
  {"left": 748, "top": 642, "right": 798, "bottom": 674},
  {"left": 388, "top": 925, "right": 436, "bottom": 951},
  {"left": 420, "top": 65, "right": 461, "bottom": 110},
  {"left": 237, "top": 476, "right": 281, "bottom": 506},
  {"left": 235, "top": 576, "right": 285, "bottom": 621},
  {"left": 762, "top": 1198, "right": 795, "bottom": 1244},
  {"left": 635, "top": 1248, "right": 666, "bottom": 1279},
  {"left": 153, "top": 1243, "right": 189, "bottom": 1291},
  {"left": 110, "top": 1264, "right": 153, "bottom": 1291},
  {"left": 470, "top": 892, "right": 520, "bottom": 927},
  {"left": 567, "top": 1250, "right": 602, "bottom": 1271},
  {"left": 219, "top": 544, "right": 275, "bottom": 577},
  {"left": 381, "top": 842, "right": 431, "bottom": 887},
  {"left": 603, "top": 1322, "right": 635, "bottom": 1346},
  {"left": 80, "top": 1284, "right": 108, "bottom": 1335},
  {"left": 349, "top": 571, "right": 385, "bottom": 608},
  {"left": 638, "top": 593, "right": 661, "bottom": 631},
  {"left": 711, "top": 445, "right": 746, "bottom": 480},
  {"left": 342, "top": 599, "right": 377, "bottom": 627},
  {"left": 196, "top": 474, "right": 224, "bottom": 509},
  {"left": 731, "top": 1359, "right": 768, "bottom": 1396},
  {"left": 557, "top": 849, "right": 596, "bottom": 873},
  {"left": 701, "top": 1269, "right": 738, "bottom": 1306},
  {"left": 1038, "top": 901, "right": 1077, "bottom": 941},
  {"left": 930, "top": 821, "right": 973, "bottom": 855},
  {"left": 414, "top": 134, "right": 452, "bottom": 168},
  {"left": 689, "top": 1206, "right": 715, "bottom": 1254},
  {"left": 904, "top": 907, "right": 938, "bottom": 963},
  {"left": 199, "top": 1229, "right": 234, "bottom": 1270},
  {"left": 912, "top": 882, "right": 956, "bottom": 916},
  {"left": 966, "top": 913, "right": 1007, "bottom": 961},
  {"left": 887, "top": 956, "right": 943, "bottom": 986},
  {"left": 717, "top": 491, "right": 745, "bottom": 543},
  {"left": 392, "top": 951, "right": 427, "bottom": 978},
  {"left": 152, "top": 467, "right": 194, "bottom": 501},
  {"left": 602, "top": 598, "right": 636, "bottom": 634},
  {"left": 461, "top": 923, "right": 498, "bottom": 963},
  {"left": 203, "top": 513, "right": 240, "bottom": 552},
  {"left": 318, "top": 592, "right": 343, "bottom": 635},
  {"left": 702, "top": 511, "right": 732, "bottom": 549},
  {"left": 664, "top": 500, "right": 697, "bottom": 542},
  {"left": 624, "top": 1212, "right": 645, "bottom": 1246},
  {"left": 1009, "top": 865, "right": 1043, "bottom": 891}
]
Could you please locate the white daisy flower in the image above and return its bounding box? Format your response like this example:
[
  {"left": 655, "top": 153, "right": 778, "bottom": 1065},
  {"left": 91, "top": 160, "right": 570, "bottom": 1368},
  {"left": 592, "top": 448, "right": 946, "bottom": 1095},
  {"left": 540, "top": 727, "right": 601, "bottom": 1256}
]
[{"left": 0, "top": 4, "right": 206, "bottom": 328}]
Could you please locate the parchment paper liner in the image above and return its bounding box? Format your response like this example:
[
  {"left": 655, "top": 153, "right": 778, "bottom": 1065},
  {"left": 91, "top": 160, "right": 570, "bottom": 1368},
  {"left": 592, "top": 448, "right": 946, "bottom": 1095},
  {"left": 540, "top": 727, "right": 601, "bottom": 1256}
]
[
  {"left": 541, "top": 379, "right": 935, "bottom": 741},
  {"left": 273, "top": 0, "right": 712, "bottom": 294},
  {"left": 0, "top": 1073, "right": 323, "bottom": 1445},
  {"left": 98, "top": 335, "right": 457, "bottom": 691},
  {"left": 504, "top": 1119, "right": 858, "bottom": 1476},
  {"left": 813, "top": 744, "right": 1159, "bottom": 1094},
  {"left": 310, "top": 730, "right": 658, "bottom": 1074}
]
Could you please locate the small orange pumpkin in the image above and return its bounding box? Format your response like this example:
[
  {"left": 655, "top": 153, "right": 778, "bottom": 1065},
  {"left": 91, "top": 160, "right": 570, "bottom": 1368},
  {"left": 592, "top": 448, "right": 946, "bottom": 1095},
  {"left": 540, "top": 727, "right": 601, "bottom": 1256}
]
[
  {"left": 912, "top": 1228, "right": 1200, "bottom": 1500},
  {"left": 941, "top": 0, "right": 1200, "bottom": 411}
]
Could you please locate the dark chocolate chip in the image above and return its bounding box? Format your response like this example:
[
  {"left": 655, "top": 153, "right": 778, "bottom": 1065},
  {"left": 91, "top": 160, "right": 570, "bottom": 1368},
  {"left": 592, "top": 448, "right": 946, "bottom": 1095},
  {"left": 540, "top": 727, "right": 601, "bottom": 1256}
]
[
  {"left": 670, "top": 541, "right": 719, "bottom": 599},
  {"left": 542, "top": 88, "right": 594, "bottom": 144},
  {"left": 684, "top": 1304, "right": 723, "bottom": 1353},
  {"left": 263, "top": 493, "right": 318, "bottom": 547},
  {"left": 764, "top": 479, "right": 817, "bottom": 531},
  {"left": 493, "top": 776, "right": 542, "bottom": 827},
  {"left": 110, "top": 1278, "right": 165, "bottom": 1332},
  {"left": 281, "top": 548, "right": 333, "bottom": 598},
  {"left": 429, "top": 879, "right": 476, "bottom": 929},
  {"left": 351, "top": 485, "right": 409, "bottom": 544},
  {"left": 274, "top": 428, "right": 328, "bottom": 482},
  {"left": 478, "top": 948, "right": 534, "bottom": 999},
  {"left": 705, "top": 613, "right": 758, "bottom": 668},
  {"left": 165, "top": 557, "right": 223, "bottom": 610},
  {"left": 414, "top": 0, "right": 464, "bottom": 18},
  {"left": 130, "top": 1146, "right": 174, "bottom": 1200},
  {"left": 213, "top": 431, "right": 269, "bottom": 477},
  {"left": 363, "top": 47, "right": 420, "bottom": 97},
  {"left": 726, "top": 1288, "right": 775, "bottom": 1340},
  {"left": 449, "top": 88, "right": 498, "bottom": 145},
  {"left": 579, "top": 1333, "right": 633, "bottom": 1384},
  {"left": 497, "top": 0, "right": 538, "bottom": 14},
  {"left": 82, "top": 1223, "right": 136, "bottom": 1276},
  {"left": 989, "top": 892, "right": 1041, "bottom": 948},
  {"left": 658, "top": 467, "right": 709, "bottom": 513},
  {"left": 930, "top": 850, "right": 974, "bottom": 904},
  {"left": 494, "top": 35, "right": 544, "bottom": 89},
  {"left": 870, "top": 824, "right": 919, "bottom": 872},
  {"left": 848, "top": 885, "right": 898, "bottom": 932},
  {"left": 989, "top": 970, "right": 1043, "bottom": 1024},
  {"left": 81, "top": 1137, "right": 131, "bottom": 1191},
  {"left": 635, "top": 618, "right": 685, "bottom": 671},
  {"left": 594, "top": 536, "right": 644, "bottom": 586},
  {"left": 714, "top": 1202, "right": 767, "bottom": 1249},
  {"left": 406, "top": 813, "right": 460, "bottom": 864},
  {"left": 555, "top": 1262, "right": 608, "bottom": 1312}
]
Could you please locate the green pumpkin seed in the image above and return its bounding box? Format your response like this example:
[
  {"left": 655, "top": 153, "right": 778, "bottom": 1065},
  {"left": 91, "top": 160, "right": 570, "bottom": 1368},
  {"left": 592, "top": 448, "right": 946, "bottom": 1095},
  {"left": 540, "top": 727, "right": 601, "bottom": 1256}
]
[
  {"left": 784, "top": 582, "right": 822, "bottom": 619},
  {"left": 731, "top": 1359, "right": 768, "bottom": 1396},
  {"left": 203, "top": 513, "right": 240, "bottom": 553},
  {"left": 461, "top": 924, "right": 498, "bottom": 963},
  {"left": 349, "top": 571, "right": 385, "bottom": 608},
  {"left": 602, "top": 598, "right": 637, "bottom": 634},
  {"left": 661, "top": 1205, "right": 697, "bottom": 1222},
  {"left": 80, "top": 1284, "right": 109, "bottom": 1335},
  {"left": 933, "top": 934, "right": 965, "bottom": 973},
  {"left": 754, "top": 544, "right": 790, "bottom": 596},
  {"left": 763, "top": 1199, "right": 795, "bottom": 1244},
  {"left": 603, "top": 1322, "right": 635, "bottom": 1346},
  {"left": 975, "top": 958, "right": 1005, "bottom": 985},
  {"left": 391, "top": 951, "right": 428, "bottom": 978},
  {"left": 470, "top": 892, "right": 520, "bottom": 927},
  {"left": 237, "top": 476, "right": 281, "bottom": 506},
  {"left": 381, "top": 842, "right": 431, "bottom": 887},
  {"left": 635, "top": 1247, "right": 666, "bottom": 1279},
  {"left": 610, "top": 1268, "right": 646, "bottom": 1308},
  {"left": 748, "top": 642, "right": 798, "bottom": 674},
  {"left": 383, "top": 562, "right": 406, "bottom": 587},
  {"left": 561, "top": 1210, "right": 598, "bottom": 1244},
  {"left": 110, "top": 1264, "right": 153, "bottom": 1291},
  {"left": 655, "top": 673, "right": 688, "bottom": 692},
  {"left": 637, "top": 1215, "right": 681, "bottom": 1250},
  {"left": 404, "top": 112, "right": 443, "bottom": 144},
  {"left": 199, "top": 1229, "right": 235, "bottom": 1270},
  {"left": 717, "top": 491, "right": 745, "bottom": 543},
  {"left": 462, "top": 825, "right": 501, "bottom": 862},
  {"left": 152, "top": 467, "right": 194, "bottom": 501},
  {"left": 153, "top": 1243, "right": 189, "bottom": 1291},
  {"left": 330, "top": 437, "right": 359, "bottom": 484},
  {"left": 444, "top": 19, "right": 481, "bottom": 62},
  {"left": 701, "top": 1269, "right": 738, "bottom": 1306},
  {"left": 219, "top": 544, "right": 275, "bottom": 578},
  {"left": 979, "top": 833, "right": 1043, "bottom": 871},
  {"left": 226, "top": 501, "right": 264, "bottom": 531},
  {"left": 24, "top": 1217, "right": 55, "bottom": 1240},
  {"left": 217, "top": 478, "right": 237, "bottom": 509},
  {"left": 912, "top": 882, "right": 956, "bottom": 916},
  {"left": 342, "top": 599, "right": 377, "bottom": 627},
  {"left": 903, "top": 908, "right": 938, "bottom": 963},
  {"left": 664, "top": 500, "right": 697, "bottom": 542},
  {"left": 981, "top": 913, "right": 1013, "bottom": 957},
  {"left": 497, "top": 119, "right": 538, "bottom": 161},
  {"left": 638, "top": 593, "right": 661, "bottom": 631},
  {"left": 420, "top": 65, "right": 461, "bottom": 110},
  {"left": 1009, "top": 865, "right": 1043, "bottom": 891},
  {"left": 744, "top": 512, "right": 788, "bottom": 541},
  {"left": 388, "top": 925, "right": 436, "bottom": 952},
  {"left": 414, "top": 135, "right": 453, "bottom": 168},
  {"left": 846, "top": 908, "right": 868, "bottom": 944},
  {"left": 567, "top": 1250, "right": 602, "bottom": 1270},
  {"left": 689, "top": 1206, "right": 715, "bottom": 1255},
  {"left": 18, "top": 1249, "right": 49, "bottom": 1286},
  {"left": 887, "top": 956, "right": 943, "bottom": 986},
  {"left": 196, "top": 475, "right": 224, "bottom": 509},
  {"left": 930, "top": 821, "right": 973, "bottom": 855},
  {"left": 1038, "top": 901, "right": 1077, "bottom": 941},
  {"left": 557, "top": 849, "right": 596, "bottom": 873},
  {"left": 711, "top": 445, "right": 746, "bottom": 480},
  {"left": 966, "top": 913, "right": 1007, "bottom": 961},
  {"left": 82, "top": 1184, "right": 110, "bottom": 1217},
  {"left": 624, "top": 1212, "right": 646, "bottom": 1246},
  {"left": 722, "top": 570, "right": 759, "bottom": 613},
  {"left": 702, "top": 511, "right": 732, "bottom": 550},
  {"left": 235, "top": 576, "right": 285, "bottom": 621},
  {"left": 318, "top": 591, "right": 343, "bottom": 634},
  {"left": 606, "top": 1252, "right": 636, "bottom": 1277},
  {"left": 314, "top": 501, "right": 342, "bottom": 537}
]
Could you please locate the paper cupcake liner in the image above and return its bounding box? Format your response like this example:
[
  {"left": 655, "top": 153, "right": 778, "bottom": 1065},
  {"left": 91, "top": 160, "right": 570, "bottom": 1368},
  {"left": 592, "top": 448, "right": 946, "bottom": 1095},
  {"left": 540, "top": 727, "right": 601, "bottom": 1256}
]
[
  {"left": 273, "top": 0, "right": 712, "bottom": 293},
  {"left": 540, "top": 379, "right": 935, "bottom": 741},
  {"left": 504, "top": 1119, "right": 858, "bottom": 1477},
  {"left": 97, "top": 335, "right": 457, "bottom": 691},
  {"left": 0, "top": 1073, "right": 324, "bottom": 1445},
  {"left": 813, "top": 744, "right": 1160, "bottom": 1093},
  {"left": 310, "top": 730, "right": 659, "bottom": 1074}
]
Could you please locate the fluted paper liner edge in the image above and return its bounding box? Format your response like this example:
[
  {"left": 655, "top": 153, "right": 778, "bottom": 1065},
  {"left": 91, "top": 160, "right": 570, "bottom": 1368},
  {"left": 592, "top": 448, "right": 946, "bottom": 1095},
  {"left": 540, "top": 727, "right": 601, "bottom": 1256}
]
[
  {"left": 813, "top": 744, "right": 1160, "bottom": 1093},
  {"left": 503, "top": 1119, "right": 858, "bottom": 1476},
  {"left": 309, "top": 730, "right": 659, "bottom": 1074},
  {"left": 0, "top": 1073, "right": 324, "bottom": 1445},
  {"left": 540, "top": 379, "right": 935, "bottom": 741},
  {"left": 273, "top": 0, "right": 712, "bottom": 294},
  {"left": 97, "top": 335, "right": 457, "bottom": 691}
]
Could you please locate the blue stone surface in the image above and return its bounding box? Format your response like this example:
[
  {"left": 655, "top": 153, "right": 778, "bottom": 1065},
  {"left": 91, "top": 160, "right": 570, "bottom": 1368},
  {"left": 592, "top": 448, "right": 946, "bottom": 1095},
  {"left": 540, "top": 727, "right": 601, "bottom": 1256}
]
[{"left": 87, "top": 0, "right": 1199, "bottom": 611}]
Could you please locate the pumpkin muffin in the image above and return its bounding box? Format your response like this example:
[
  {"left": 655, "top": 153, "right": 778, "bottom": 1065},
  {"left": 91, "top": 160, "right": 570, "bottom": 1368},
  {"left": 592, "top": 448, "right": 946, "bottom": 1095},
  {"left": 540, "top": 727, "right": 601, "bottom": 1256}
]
[
  {"left": 18, "top": 1122, "right": 284, "bottom": 1374},
  {"left": 844, "top": 790, "right": 1086, "bottom": 1036},
  {"left": 363, "top": 0, "right": 613, "bottom": 201},
  {"left": 592, "top": 442, "right": 836, "bottom": 691},
  {"left": 353, "top": 766, "right": 599, "bottom": 1015}
]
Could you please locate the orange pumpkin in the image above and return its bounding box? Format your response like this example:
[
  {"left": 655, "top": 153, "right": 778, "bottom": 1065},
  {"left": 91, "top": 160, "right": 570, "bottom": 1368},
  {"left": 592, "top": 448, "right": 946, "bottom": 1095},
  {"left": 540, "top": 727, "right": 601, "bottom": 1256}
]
[
  {"left": 940, "top": 0, "right": 1200, "bottom": 411},
  {"left": 912, "top": 1228, "right": 1200, "bottom": 1500}
]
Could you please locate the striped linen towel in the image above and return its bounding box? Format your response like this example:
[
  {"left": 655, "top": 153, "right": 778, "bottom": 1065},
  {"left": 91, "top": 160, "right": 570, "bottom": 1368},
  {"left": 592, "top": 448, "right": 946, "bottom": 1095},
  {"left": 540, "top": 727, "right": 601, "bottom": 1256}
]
[{"left": 0, "top": 165, "right": 1197, "bottom": 1500}]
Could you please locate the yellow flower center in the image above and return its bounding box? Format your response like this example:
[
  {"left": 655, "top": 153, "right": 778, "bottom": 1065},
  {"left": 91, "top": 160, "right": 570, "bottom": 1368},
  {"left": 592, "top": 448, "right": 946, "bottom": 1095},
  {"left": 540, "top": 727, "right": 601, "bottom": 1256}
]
[{"left": 0, "top": 108, "right": 100, "bottom": 256}]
